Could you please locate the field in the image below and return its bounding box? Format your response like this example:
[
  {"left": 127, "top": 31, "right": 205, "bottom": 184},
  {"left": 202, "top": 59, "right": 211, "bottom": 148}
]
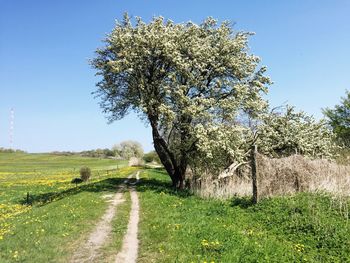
[
  {"left": 0, "top": 152, "right": 350, "bottom": 262},
  {"left": 138, "top": 170, "right": 350, "bottom": 262},
  {"left": 0, "top": 152, "right": 131, "bottom": 262}
]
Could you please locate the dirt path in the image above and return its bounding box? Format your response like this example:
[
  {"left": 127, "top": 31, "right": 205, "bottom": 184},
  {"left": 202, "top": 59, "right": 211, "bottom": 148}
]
[
  {"left": 70, "top": 172, "right": 140, "bottom": 263},
  {"left": 70, "top": 185, "right": 126, "bottom": 263},
  {"left": 115, "top": 184, "right": 140, "bottom": 263}
]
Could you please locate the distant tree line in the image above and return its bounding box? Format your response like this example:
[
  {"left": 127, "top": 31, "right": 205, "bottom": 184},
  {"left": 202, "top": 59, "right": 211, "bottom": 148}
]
[
  {"left": 0, "top": 147, "right": 26, "bottom": 153},
  {"left": 48, "top": 140, "right": 162, "bottom": 162},
  {"left": 49, "top": 149, "right": 114, "bottom": 158},
  {"left": 79, "top": 148, "right": 115, "bottom": 158}
]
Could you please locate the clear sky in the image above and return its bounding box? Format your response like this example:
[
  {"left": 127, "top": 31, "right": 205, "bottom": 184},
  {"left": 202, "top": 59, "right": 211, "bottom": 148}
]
[{"left": 0, "top": 0, "right": 349, "bottom": 153}]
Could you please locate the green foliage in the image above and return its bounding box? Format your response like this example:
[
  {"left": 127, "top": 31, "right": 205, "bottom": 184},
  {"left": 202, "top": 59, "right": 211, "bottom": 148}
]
[
  {"left": 112, "top": 140, "right": 144, "bottom": 160},
  {"left": 323, "top": 90, "right": 350, "bottom": 147},
  {"left": 79, "top": 166, "right": 91, "bottom": 181},
  {"left": 258, "top": 105, "right": 338, "bottom": 159},
  {"left": 143, "top": 151, "right": 161, "bottom": 163}
]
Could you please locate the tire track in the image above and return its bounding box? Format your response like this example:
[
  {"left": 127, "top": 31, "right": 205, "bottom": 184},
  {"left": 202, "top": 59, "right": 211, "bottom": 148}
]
[
  {"left": 70, "top": 181, "right": 127, "bottom": 262},
  {"left": 70, "top": 171, "right": 141, "bottom": 263},
  {"left": 115, "top": 172, "right": 140, "bottom": 263}
]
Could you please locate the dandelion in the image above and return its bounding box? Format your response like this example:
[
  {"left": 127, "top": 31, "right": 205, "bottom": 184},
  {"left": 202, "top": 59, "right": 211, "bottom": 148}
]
[
  {"left": 294, "top": 243, "right": 305, "bottom": 252},
  {"left": 201, "top": 239, "right": 222, "bottom": 251},
  {"left": 201, "top": 239, "right": 209, "bottom": 247}
]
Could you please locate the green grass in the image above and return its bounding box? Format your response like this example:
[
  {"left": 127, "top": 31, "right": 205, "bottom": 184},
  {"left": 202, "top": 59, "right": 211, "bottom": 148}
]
[
  {"left": 0, "top": 152, "right": 126, "bottom": 172},
  {"left": 137, "top": 168, "right": 350, "bottom": 263},
  {"left": 0, "top": 152, "right": 133, "bottom": 262}
]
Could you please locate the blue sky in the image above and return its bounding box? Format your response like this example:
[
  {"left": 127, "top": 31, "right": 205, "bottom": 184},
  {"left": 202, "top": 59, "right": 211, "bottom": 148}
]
[{"left": 0, "top": 0, "right": 349, "bottom": 153}]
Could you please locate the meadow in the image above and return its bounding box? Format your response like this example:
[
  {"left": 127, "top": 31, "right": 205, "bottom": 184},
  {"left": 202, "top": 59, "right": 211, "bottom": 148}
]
[
  {"left": 138, "top": 169, "right": 350, "bottom": 263},
  {"left": 0, "top": 152, "right": 132, "bottom": 262},
  {"left": 0, "top": 152, "right": 349, "bottom": 262}
]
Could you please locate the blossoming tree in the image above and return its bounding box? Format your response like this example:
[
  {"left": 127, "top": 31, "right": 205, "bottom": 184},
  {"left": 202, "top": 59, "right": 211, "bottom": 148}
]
[
  {"left": 257, "top": 106, "right": 337, "bottom": 158},
  {"left": 91, "top": 14, "right": 272, "bottom": 188}
]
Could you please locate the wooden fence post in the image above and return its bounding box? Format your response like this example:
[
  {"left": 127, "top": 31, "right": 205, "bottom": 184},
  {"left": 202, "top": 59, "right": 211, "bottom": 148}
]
[{"left": 251, "top": 145, "right": 259, "bottom": 204}]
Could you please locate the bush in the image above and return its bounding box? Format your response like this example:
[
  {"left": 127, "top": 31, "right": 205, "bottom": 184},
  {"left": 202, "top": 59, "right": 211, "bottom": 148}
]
[
  {"left": 71, "top": 177, "right": 83, "bottom": 185},
  {"left": 79, "top": 166, "right": 91, "bottom": 181},
  {"left": 257, "top": 105, "right": 337, "bottom": 159},
  {"left": 143, "top": 151, "right": 160, "bottom": 163}
]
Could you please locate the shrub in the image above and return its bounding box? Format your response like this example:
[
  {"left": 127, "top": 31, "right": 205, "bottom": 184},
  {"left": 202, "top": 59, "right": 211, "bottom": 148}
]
[
  {"left": 257, "top": 105, "right": 338, "bottom": 159},
  {"left": 71, "top": 177, "right": 83, "bottom": 186},
  {"left": 79, "top": 166, "right": 91, "bottom": 181},
  {"left": 143, "top": 151, "right": 160, "bottom": 163}
]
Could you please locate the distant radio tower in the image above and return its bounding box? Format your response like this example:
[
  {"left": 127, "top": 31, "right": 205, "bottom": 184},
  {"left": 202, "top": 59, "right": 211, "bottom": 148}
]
[{"left": 9, "top": 108, "right": 14, "bottom": 149}]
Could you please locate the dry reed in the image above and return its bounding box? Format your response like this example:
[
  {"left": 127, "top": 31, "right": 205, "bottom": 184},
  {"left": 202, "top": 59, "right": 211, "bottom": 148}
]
[{"left": 187, "top": 154, "right": 350, "bottom": 199}]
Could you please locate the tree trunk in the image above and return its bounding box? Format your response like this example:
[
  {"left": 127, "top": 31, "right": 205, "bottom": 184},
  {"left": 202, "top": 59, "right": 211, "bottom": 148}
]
[
  {"left": 173, "top": 168, "right": 186, "bottom": 189},
  {"left": 149, "top": 116, "right": 186, "bottom": 189},
  {"left": 251, "top": 144, "right": 259, "bottom": 204}
]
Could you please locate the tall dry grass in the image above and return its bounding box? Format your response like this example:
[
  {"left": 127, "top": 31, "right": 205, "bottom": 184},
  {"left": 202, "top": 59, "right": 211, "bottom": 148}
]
[
  {"left": 186, "top": 166, "right": 252, "bottom": 199},
  {"left": 257, "top": 154, "right": 350, "bottom": 197},
  {"left": 187, "top": 153, "right": 350, "bottom": 199}
]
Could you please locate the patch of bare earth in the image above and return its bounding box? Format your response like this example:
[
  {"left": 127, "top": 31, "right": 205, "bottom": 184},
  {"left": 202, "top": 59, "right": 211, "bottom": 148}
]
[
  {"left": 115, "top": 185, "right": 140, "bottom": 263},
  {"left": 70, "top": 186, "right": 126, "bottom": 263},
  {"left": 70, "top": 171, "right": 141, "bottom": 263}
]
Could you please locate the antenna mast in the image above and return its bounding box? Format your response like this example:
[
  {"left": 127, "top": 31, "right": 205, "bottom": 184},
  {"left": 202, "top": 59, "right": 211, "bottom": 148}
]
[{"left": 9, "top": 108, "right": 14, "bottom": 149}]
